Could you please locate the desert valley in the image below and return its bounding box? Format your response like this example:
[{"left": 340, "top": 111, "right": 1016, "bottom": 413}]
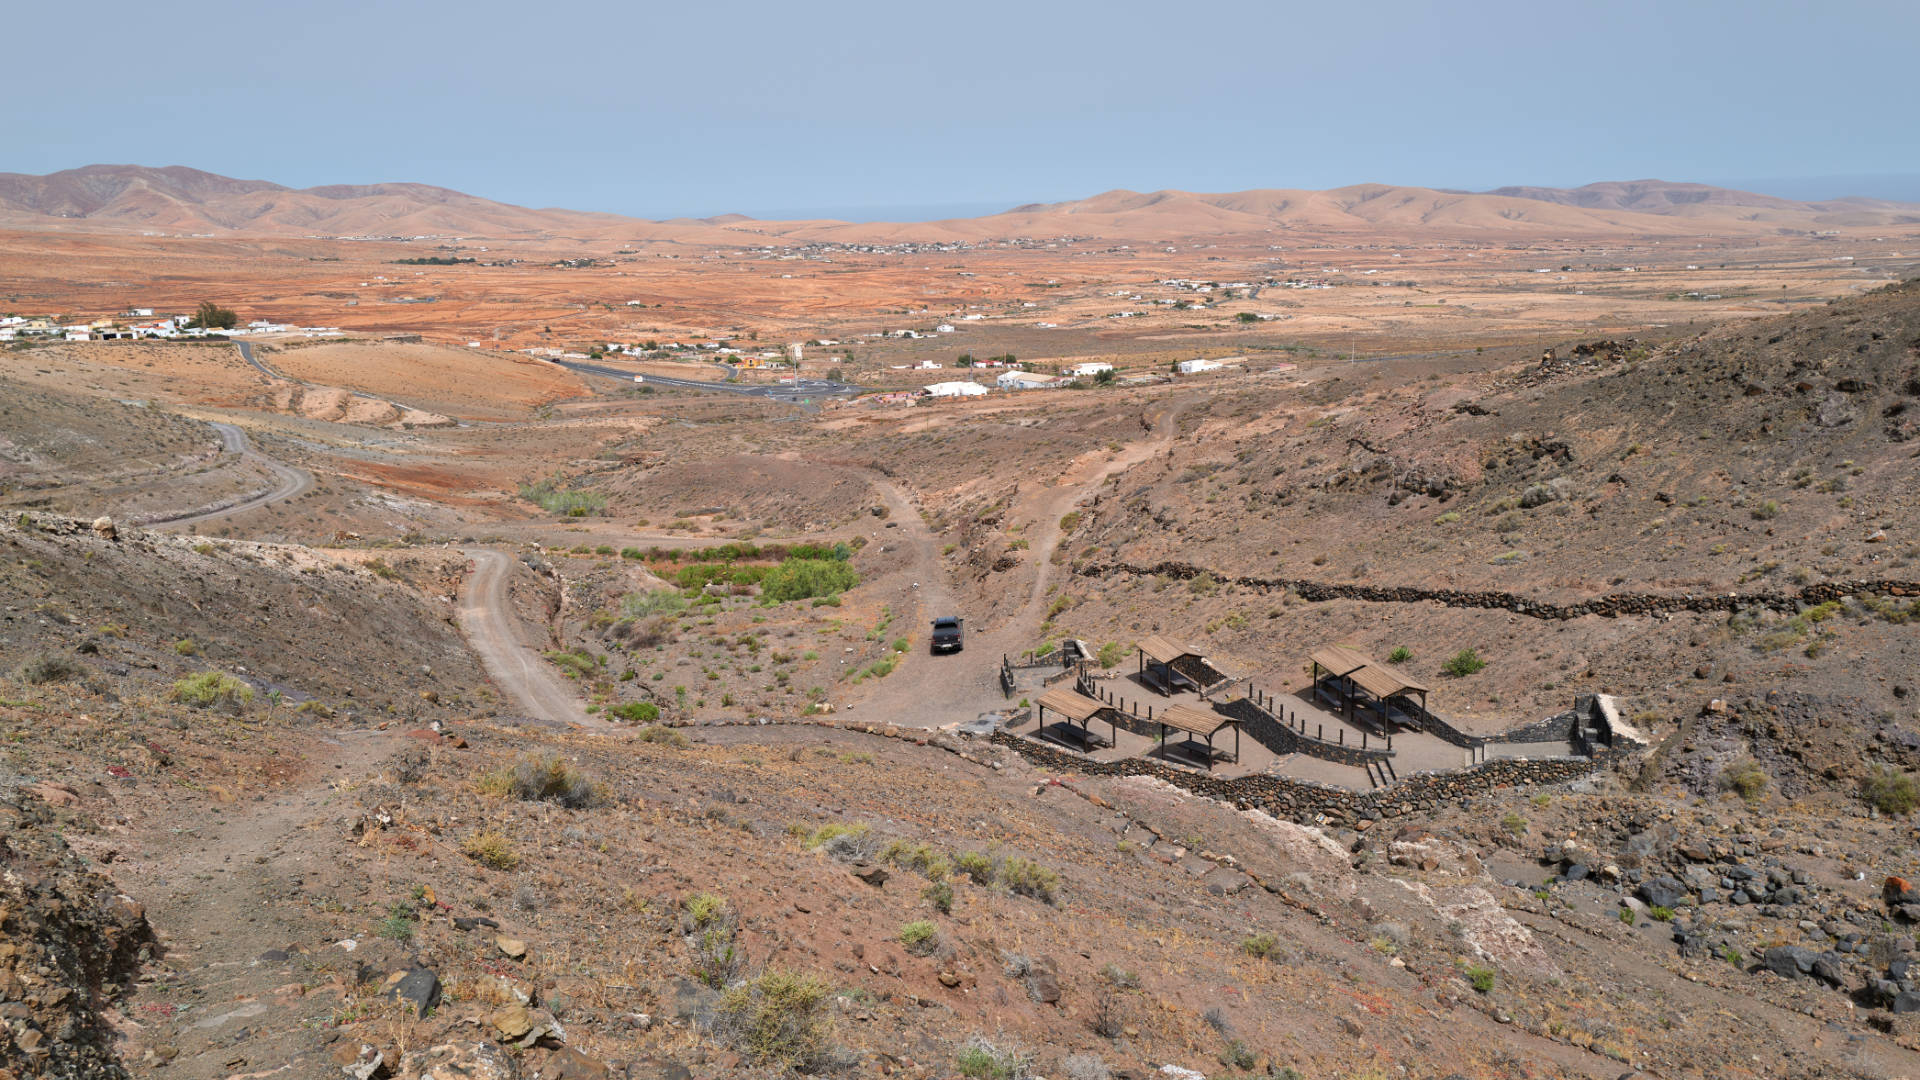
[{"left": 2, "top": 162, "right": 1920, "bottom": 1080}]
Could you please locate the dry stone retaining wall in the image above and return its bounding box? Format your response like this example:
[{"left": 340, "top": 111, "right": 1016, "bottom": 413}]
[
  {"left": 1078, "top": 560, "right": 1920, "bottom": 621},
  {"left": 988, "top": 730, "right": 1612, "bottom": 825}
]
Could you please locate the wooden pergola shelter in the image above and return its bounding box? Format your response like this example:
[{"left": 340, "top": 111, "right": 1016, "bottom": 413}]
[
  {"left": 1308, "top": 645, "right": 1372, "bottom": 719},
  {"left": 1035, "top": 688, "right": 1121, "bottom": 752},
  {"left": 1348, "top": 664, "right": 1430, "bottom": 732},
  {"left": 1136, "top": 635, "right": 1230, "bottom": 697},
  {"left": 1308, "top": 644, "right": 1431, "bottom": 733},
  {"left": 1154, "top": 704, "right": 1240, "bottom": 771}
]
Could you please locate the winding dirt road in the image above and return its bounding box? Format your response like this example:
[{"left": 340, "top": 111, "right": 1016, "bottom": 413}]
[
  {"left": 850, "top": 398, "right": 1186, "bottom": 728},
  {"left": 457, "top": 547, "right": 593, "bottom": 727},
  {"left": 147, "top": 420, "right": 313, "bottom": 529}
]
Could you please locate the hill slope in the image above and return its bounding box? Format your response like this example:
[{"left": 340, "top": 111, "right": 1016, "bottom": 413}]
[{"left": 4, "top": 165, "right": 1918, "bottom": 244}]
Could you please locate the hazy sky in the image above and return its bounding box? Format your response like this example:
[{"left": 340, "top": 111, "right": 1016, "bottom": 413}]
[{"left": 7, "top": 0, "right": 1917, "bottom": 219}]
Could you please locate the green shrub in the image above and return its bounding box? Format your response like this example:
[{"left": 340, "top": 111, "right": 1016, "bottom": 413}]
[
  {"left": 170, "top": 671, "right": 253, "bottom": 711},
  {"left": 519, "top": 480, "right": 606, "bottom": 517},
  {"left": 890, "top": 637, "right": 909, "bottom": 653},
  {"left": 1000, "top": 857, "right": 1059, "bottom": 904},
  {"left": 1096, "top": 641, "right": 1127, "bottom": 669},
  {"left": 761, "top": 558, "right": 860, "bottom": 603},
  {"left": 924, "top": 880, "right": 954, "bottom": 914},
  {"left": 460, "top": 830, "right": 520, "bottom": 870},
  {"left": 954, "top": 851, "right": 995, "bottom": 885},
  {"left": 377, "top": 900, "right": 418, "bottom": 941},
  {"left": 1219, "top": 1039, "right": 1257, "bottom": 1070},
  {"left": 1442, "top": 648, "right": 1487, "bottom": 677},
  {"left": 1719, "top": 759, "right": 1768, "bottom": 803},
  {"left": 1751, "top": 499, "right": 1781, "bottom": 521},
  {"left": 1863, "top": 766, "right": 1920, "bottom": 815},
  {"left": 1466, "top": 965, "right": 1496, "bottom": 993},
  {"left": 545, "top": 648, "right": 597, "bottom": 677},
  {"left": 899, "top": 920, "right": 939, "bottom": 955},
  {"left": 609, "top": 701, "right": 660, "bottom": 724},
  {"left": 685, "top": 892, "right": 728, "bottom": 927},
  {"left": 711, "top": 970, "right": 837, "bottom": 1070},
  {"left": 1242, "top": 932, "right": 1279, "bottom": 959},
  {"left": 1648, "top": 905, "right": 1675, "bottom": 922},
  {"left": 955, "top": 1035, "right": 1033, "bottom": 1079},
  {"left": 621, "top": 590, "right": 688, "bottom": 618},
  {"left": 1500, "top": 812, "right": 1527, "bottom": 836},
  {"left": 1617, "top": 908, "right": 1636, "bottom": 925},
  {"left": 173, "top": 637, "right": 198, "bottom": 656},
  {"left": 1386, "top": 646, "right": 1412, "bottom": 663}
]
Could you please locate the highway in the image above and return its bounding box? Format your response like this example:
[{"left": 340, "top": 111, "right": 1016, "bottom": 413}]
[{"left": 551, "top": 357, "right": 858, "bottom": 405}]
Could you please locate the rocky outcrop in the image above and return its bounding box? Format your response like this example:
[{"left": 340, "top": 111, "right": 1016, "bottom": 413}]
[{"left": 0, "top": 797, "right": 156, "bottom": 1079}]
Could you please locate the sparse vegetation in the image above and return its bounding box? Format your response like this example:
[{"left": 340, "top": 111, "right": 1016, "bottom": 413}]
[
  {"left": 1719, "top": 758, "right": 1769, "bottom": 803},
  {"left": 1242, "top": 932, "right": 1280, "bottom": 959},
  {"left": 459, "top": 830, "right": 520, "bottom": 870},
  {"left": 608, "top": 701, "right": 661, "bottom": 723},
  {"left": 710, "top": 970, "right": 838, "bottom": 1070},
  {"left": 480, "top": 754, "right": 602, "bottom": 809},
  {"left": 170, "top": 671, "right": 253, "bottom": 711},
  {"left": 635, "top": 724, "right": 690, "bottom": 747},
  {"left": 15, "top": 654, "right": 84, "bottom": 685},
  {"left": 1465, "top": 965, "right": 1496, "bottom": 993},
  {"left": 956, "top": 1035, "right": 1034, "bottom": 1080},
  {"left": 898, "top": 919, "right": 939, "bottom": 955},
  {"left": 1863, "top": 766, "right": 1920, "bottom": 815},
  {"left": 518, "top": 479, "right": 606, "bottom": 517},
  {"left": 1442, "top": 648, "right": 1487, "bottom": 677}
]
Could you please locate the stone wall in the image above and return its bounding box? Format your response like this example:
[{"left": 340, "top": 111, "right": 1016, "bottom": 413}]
[
  {"left": 988, "top": 730, "right": 1611, "bottom": 826},
  {"left": 1078, "top": 560, "right": 1920, "bottom": 621},
  {"left": 1215, "top": 694, "right": 1392, "bottom": 767}
]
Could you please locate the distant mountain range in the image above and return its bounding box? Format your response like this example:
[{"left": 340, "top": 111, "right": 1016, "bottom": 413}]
[{"left": 2, "top": 165, "right": 1916, "bottom": 245}]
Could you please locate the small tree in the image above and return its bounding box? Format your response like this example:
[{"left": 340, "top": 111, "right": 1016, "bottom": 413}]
[
  {"left": 189, "top": 300, "right": 238, "bottom": 330},
  {"left": 1442, "top": 648, "right": 1487, "bottom": 678}
]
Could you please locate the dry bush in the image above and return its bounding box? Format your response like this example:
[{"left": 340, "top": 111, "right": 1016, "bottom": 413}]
[
  {"left": 15, "top": 654, "right": 85, "bottom": 685},
  {"left": 709, "top": 970, "right": 839, "bottom": 1071}
]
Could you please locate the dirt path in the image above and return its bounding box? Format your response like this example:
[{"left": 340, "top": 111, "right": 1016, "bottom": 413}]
[
  {"left": 145, "top": 420, "right": 313, "bottom": 529},
  {"left": 848, "top": 399, "right": 1186, "bottom": 729},
  {"left": 116, "top": 728, "right": 406, "bottom": 1078},
  {"left": 457, "top": 547, "right": 597, "bottom": 727}
]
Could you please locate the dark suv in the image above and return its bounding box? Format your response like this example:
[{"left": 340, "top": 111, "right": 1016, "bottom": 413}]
[{"left": 930, "top": 616, "right": 964, "bottom": 654}]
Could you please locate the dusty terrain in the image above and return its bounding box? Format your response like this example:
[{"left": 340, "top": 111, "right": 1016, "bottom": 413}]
[{"left": 3, "top": 173, "right": 1920, "bottom": 1080}]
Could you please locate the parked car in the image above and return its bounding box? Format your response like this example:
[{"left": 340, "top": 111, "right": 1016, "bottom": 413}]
[{"left": 930, "top": 616, "right": 964, "bottom": 654}]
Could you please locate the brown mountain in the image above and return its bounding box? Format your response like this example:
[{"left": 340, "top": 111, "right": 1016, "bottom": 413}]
[{"left": 2, "top": 165, "right": 1917, "bottom": 244}]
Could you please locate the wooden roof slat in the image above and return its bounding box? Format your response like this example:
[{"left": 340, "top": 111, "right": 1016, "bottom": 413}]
[
  {"left": 1349, "top": 664, "right": 1427, "bottom": 701},
  {"left": 1036, "top": 687, "right": 1112, "bottom": 724},
  {"left": 1157, "top": 704, "right": 1235, "bottom": 737},
  {"left": 1138, "top": 635, "right": 1196, "bottom": 666},
  {"left": 1309, "top": 645, "right": 1372, "bottom": 678}
]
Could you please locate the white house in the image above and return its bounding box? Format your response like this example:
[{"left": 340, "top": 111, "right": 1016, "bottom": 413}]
[
  {"left": 923, "top": 380, "right": 987, "bottom": 398},
  {"left": 997, "top": 371, "right": 1066, "bottom": 391},
  {"left": 1177, "top": 358, "right": 1224, "bottom": 374},
  {"left": 1067, "top": 362, "right": 1113, "bottom": 377}
]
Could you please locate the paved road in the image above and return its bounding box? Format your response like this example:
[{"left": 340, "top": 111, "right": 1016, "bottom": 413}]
[
  {"left": 148, "top": 421, "right": 313, "bottom": 529},
  {"left": 552, "top": 357, "right": 858, "bottom": 405},
  {"left": 233, "top": 339, "right": 281, "bottom": 379},
  {"left": 457, "top": 548, "right": 596, "bottom": 728}
]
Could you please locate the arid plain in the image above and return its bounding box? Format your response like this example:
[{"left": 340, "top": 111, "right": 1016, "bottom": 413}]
[{"left": 4, "top": 165, "right": 1920, "bottom": 1080}]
